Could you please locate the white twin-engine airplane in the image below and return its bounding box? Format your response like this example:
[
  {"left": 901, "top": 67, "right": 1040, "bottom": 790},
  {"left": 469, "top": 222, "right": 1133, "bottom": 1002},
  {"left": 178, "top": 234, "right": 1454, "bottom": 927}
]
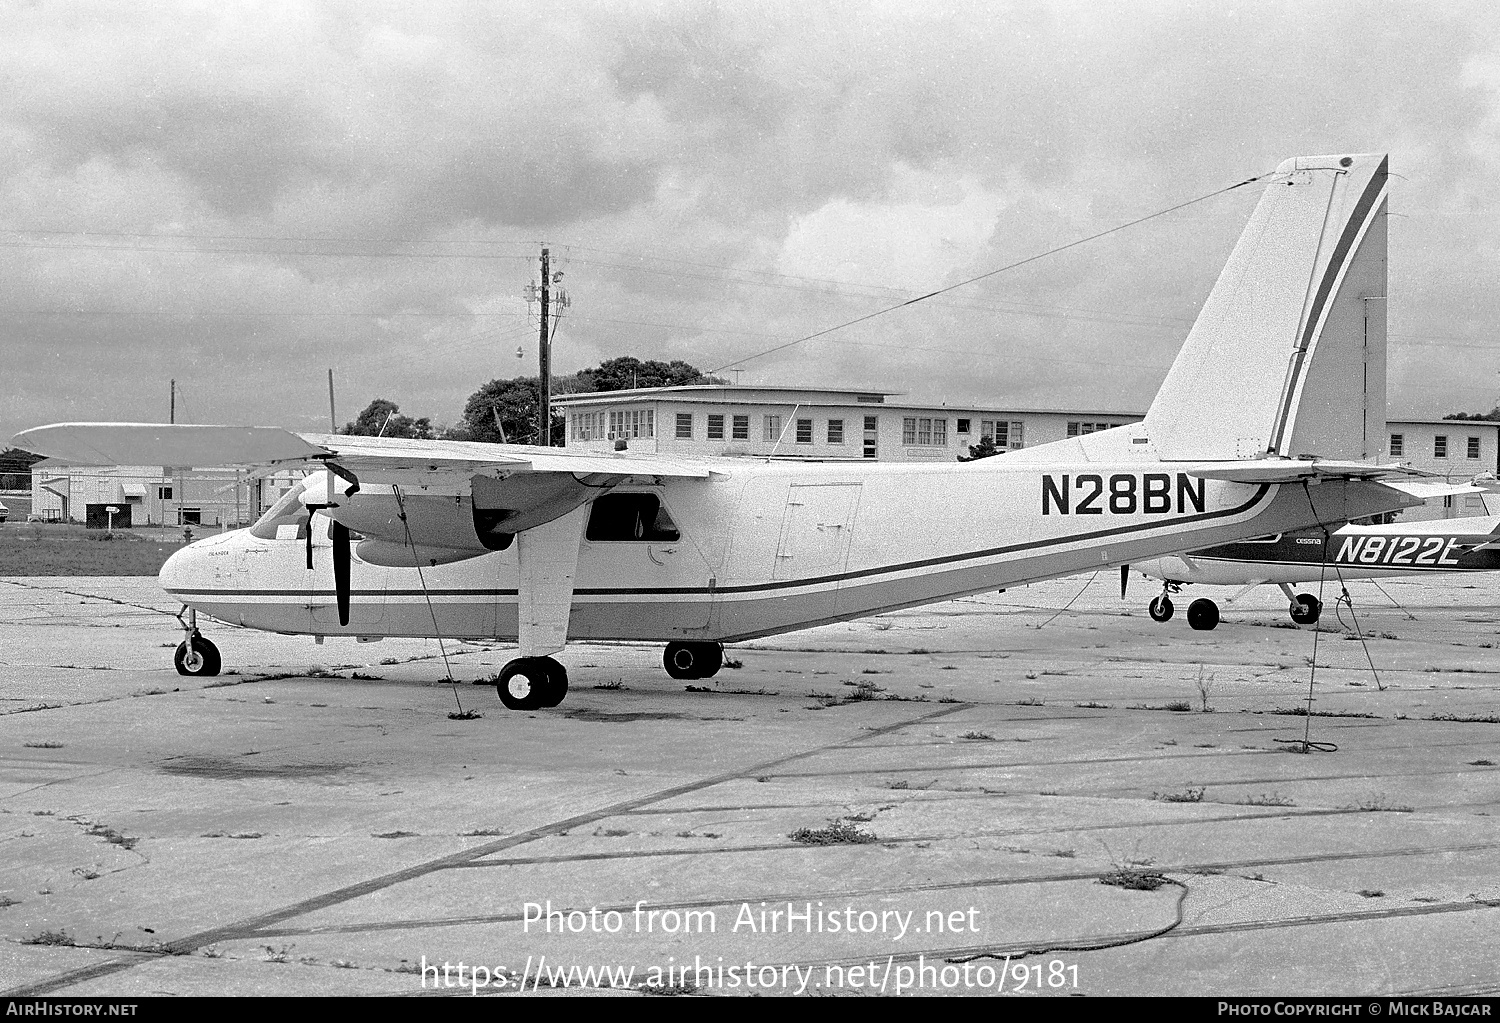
[{"left": 16, "top": 153, "right": 1432, "bottom": 711}]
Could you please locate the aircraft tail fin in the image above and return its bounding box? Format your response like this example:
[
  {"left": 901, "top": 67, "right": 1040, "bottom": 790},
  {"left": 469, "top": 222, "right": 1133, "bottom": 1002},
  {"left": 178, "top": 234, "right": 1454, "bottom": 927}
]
[{"left": 1142, "top": 153, "right": 1388, "bottom": 462}]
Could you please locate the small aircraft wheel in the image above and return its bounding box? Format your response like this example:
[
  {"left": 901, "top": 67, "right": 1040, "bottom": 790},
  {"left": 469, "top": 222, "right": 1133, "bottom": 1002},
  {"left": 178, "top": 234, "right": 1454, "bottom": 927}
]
[
  {"left": 663, "top": 642, "right": 702, "bottom": 680},
  {"left": 1148, "top": 596, "right": 1175, "bottom": 623},
  {"left": 174, "top": 636, "right": 221, "bottom": 677},
  {"left": 496, "top": 658, "right": 549, "bottom": 711},
  {"left": 537, "top": 657, "right": 569, "bottom": 708},
  {"left": 1289, "top": 593, "right": 1322, "bottom": 625},
  {"left": 1186, "top": 598, "right": 1220, "bottom": 631}
]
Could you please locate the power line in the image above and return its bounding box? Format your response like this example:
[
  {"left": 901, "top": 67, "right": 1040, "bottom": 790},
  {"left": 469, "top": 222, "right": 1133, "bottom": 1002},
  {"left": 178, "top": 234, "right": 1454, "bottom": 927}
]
[{"left": 708, "top": 169, "right": 1279, "bottom": 374}]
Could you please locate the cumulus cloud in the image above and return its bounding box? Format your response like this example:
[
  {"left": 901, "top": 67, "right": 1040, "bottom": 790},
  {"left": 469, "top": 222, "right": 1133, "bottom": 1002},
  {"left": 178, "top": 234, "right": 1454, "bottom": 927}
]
[{"left": 4, "top": 0, "right": 1500, "bottom": 442}]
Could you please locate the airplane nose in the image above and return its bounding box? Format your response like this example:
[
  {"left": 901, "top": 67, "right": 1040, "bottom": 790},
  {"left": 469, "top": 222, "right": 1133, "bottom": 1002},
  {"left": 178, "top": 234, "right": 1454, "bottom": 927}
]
[{"left": 158, "top": 541, "right": 204, "bottom": 595}]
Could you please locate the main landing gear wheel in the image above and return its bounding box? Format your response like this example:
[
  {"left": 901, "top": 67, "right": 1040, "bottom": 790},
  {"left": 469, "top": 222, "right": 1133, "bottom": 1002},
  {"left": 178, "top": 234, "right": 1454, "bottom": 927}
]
[
  {"left": 1148, "top": 595, "right": 1175, "bottom": 623},
  {"left": 1289, "top": 593, "right": 1323, "bottom": 625},
  {"left": 663, "top": 642, "right": 724, "bottom": 680},
  {"left": 495, "top": 656, "right": 568, "bottom": 711},
  {"left": 174, "top": 636, "right": 221, "bottom": 677},
  {"left": 1186, "top": 598, "right": 1220, "bottom": 631}
]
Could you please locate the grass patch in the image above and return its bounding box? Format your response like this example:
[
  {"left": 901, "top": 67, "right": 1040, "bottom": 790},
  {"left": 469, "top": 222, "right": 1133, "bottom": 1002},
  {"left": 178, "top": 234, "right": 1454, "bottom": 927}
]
[
  {"left": 22, "top": 741, "right": 63, "bottom": 749},
  {"left": 1075, "top": 701, "right": 1112, "bottom": 709},
  {"left": 960, "top": 731, "right": 995, "bottom": 741},
  {"left": 789, "top": 819, "right": 878, "bottom": 846},
  {"left": 372, "top": 830, "right": 418, "bottom": 839},
  {"left": 1469, "top": 759, "right": 1496, "bottom": 767},
  {"left": 1264, "top": 706, "right": 1378, "bottom": 719},
  {"left": 593, "top": 680, "right": 624, "bottom": 690},
  {"left": 447, "top": 709, "right": 483, "bottom": 720},
  {"left": 1240, "top": 793, "right": 1296, "bottom": 807},
  {"left": 1341, "top": 795, "right": 1413, "bottom": 813},
  {"left": 1128, "top": 701, "right": 1192, "bottom": 712},
  {"left": 1099, "top": 870, "right": 1170, "bottom": 891},
  {"left": 1426, "top": 713, "right": 1500, "bottom": 724},
  {"left": 21, "top": 929, "right": 74, "bottom": 946},
  {"left": 1015, "top": 697, "right": 1043, "bottom": 706},
  {"left": 1152, "top": 786, "right": 1205, "bottom": 803}
]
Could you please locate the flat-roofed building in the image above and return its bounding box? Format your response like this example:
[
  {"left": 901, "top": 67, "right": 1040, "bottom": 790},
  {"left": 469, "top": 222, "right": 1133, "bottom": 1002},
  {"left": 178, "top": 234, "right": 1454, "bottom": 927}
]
[
  {"left": 1384, "top": 417, "right": 1500, "bottom": 520},
  {"left": 29, "top": 461, "right": 305, "bottom": 528},
  {"left": 553, "top": 385, "right": 1143, "bottom": 462}
]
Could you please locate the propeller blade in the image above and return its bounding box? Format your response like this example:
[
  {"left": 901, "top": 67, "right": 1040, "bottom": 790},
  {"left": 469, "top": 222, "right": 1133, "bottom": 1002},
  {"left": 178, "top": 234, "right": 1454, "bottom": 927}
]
[
  {"left": 331, "top": 520, "right": 351, "bottom": 627},
  {"left": 1120, "top": 564, "right": 1130, "bottom": 599}
]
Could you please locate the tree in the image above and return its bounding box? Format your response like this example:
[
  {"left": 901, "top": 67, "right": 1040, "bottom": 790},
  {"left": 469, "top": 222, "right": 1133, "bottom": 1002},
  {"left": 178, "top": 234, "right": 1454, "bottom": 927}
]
[
  {"left": 341, "top": 398, "right": 434, "bottom": 439},
  {"left": 455, "top": 376, "right": 561, "bottom": 445},
  {"left": 957, "top": 435, "right": 1001, "bottom": 462},
  {"left": 0, "top": 446, "right": 45, "bottom": 489},
  {"left": 1444, "top": 407, "right": 1500, "bottom": 421},
  {"left": 574, "top": 357, "right": 722, "bottom": 393}
]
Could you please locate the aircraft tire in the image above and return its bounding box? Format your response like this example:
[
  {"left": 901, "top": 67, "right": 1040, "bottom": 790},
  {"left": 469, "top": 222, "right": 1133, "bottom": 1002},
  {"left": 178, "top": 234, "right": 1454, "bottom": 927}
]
[
  {"left": 174, "top": 636, "right": 221, "bottom": 677},
  {"left": 1148, "top": 596, "right": 1174, "bottom": 623},
  {"left": 538, "top": 657, "right": 569, "bottom": 708},
  {"left": 496, "top": 658, "right": 549, "bottom": 711},
  {"left": 1186, "top": 598, "right": 1220, "bottom": 631},
  {"left": 1289, "top": 594, "right": 1322, "bottom": 625},
  {"left": 663, "top": 642, "right": 702, "bottom": 680}
]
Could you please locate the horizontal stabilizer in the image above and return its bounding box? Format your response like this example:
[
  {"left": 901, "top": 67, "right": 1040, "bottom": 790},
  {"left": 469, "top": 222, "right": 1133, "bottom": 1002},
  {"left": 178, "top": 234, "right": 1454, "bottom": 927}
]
[
  {"left": 1185, "top": 459, "right": 1432, "bottom": 484},
  {"left": 12, "top": 423, "right": 330, "bottom": 466}
]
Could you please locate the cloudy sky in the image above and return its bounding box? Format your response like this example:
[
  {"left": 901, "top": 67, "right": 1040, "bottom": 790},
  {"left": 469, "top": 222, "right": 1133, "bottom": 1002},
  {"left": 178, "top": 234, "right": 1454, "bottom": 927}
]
[{"left": 4, "top": 0, "right": 1499, "bottom": 443}]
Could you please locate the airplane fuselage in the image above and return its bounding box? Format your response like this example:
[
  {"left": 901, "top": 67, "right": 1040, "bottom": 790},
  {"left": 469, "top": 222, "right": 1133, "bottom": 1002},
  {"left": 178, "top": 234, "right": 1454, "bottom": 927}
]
[{"left": 161, "top": 458, "right": 1409, "bottom": 643}]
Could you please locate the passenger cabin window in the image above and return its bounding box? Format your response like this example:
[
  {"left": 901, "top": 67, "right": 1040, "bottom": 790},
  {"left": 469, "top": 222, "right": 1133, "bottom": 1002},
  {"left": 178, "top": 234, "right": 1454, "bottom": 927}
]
[
  {"left": 249, "top": 480, "right": 311, "bottom": 540},
  {"left": 586, "top": 493, "right": 680, "bottom": 542}
]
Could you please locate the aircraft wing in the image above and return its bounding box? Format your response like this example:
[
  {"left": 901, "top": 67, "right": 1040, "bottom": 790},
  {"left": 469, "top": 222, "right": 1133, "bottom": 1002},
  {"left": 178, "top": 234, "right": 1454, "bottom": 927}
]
[{"left": 11, "top": 422, "right": 711, "bottom": 481}]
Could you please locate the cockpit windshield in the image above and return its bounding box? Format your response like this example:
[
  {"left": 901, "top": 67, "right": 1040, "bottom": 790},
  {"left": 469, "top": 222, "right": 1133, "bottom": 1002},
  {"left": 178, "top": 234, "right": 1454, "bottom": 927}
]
[{"left": 249, "top": 480, "right": 312, "bottom": 540}]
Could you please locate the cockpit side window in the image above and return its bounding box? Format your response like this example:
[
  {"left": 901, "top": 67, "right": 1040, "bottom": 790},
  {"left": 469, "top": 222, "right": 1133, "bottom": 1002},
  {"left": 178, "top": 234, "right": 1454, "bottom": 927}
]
[
  {"left": 585, "top": 493, "right": 681, "bottom": 542},
  {"left": 249, "top": 481, "right": 311, "bottom": 540}
]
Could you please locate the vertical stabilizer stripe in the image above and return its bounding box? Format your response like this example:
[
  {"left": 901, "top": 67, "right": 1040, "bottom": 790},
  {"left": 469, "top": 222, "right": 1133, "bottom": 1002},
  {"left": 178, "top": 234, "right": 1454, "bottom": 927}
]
[{"left": 1269, "top": 156, "right": 1388, "bottom": 451}]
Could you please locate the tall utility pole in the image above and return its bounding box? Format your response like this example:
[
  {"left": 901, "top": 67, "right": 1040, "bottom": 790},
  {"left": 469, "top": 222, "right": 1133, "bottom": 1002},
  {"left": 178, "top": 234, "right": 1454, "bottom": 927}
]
[
  {"left": 525, "top": 248, "right": 569, "bottom": 446},
  {"left": 538, "top": 247, "right": 550, "bottom": 446},
  {"left": 170, "top": 379, "right": 176, "bottom": 424}
]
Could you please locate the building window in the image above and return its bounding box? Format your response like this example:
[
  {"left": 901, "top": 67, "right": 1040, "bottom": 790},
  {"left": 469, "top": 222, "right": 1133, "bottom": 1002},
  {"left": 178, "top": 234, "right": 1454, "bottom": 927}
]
[
  {"left": 707, "top": 414, "right": 725, "bottom": 440},
  {"left": 827, "top": 419, "right": 844, "bottom": 444},
  {"left": 608, "top": 409, "right": 654, "bottom": 439},
  {"left": 1434, "top": 435, "right": 1448, "bottom": 458},
  {"left": 956, "top": 418, "right": 971, "bottom": 434},
  {"left": 903, "top": 417, "right": 947, "bottom": 446},
  {"left": 1468, "top": 436, "right": 1481, "bottom": 459},
  {"left": 764, "top": 415, "right": 782, "bottom": 442},
  {"left": 158, "top": 486, "right": 173, "bottom": 501},
  {"left": 795, "top": 419, "right": 813, "bottom": 443},
  {"left": 1389, "top": 433, "right": 1404, "bottom": 457},
  {"left": 675, "top": 413, "right": 693, "bottom": 439},
  {"left": 732, "top": 415, "right": 749, "bottom": 441},
  {"left": 982, "top": 420, "right": 1009, "bottom": 448}
]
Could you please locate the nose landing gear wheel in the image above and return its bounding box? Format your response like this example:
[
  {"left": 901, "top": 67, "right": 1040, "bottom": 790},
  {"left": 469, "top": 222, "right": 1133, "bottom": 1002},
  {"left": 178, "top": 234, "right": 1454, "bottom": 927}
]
[
  {"left": 174, "top": 636, "right": 222, "bottom": 677},
  {"left": 1288, "top": 593, "right": 1322, "bottom": 625},
  {"left": 1148, "top": 595, "right": 1175, "bottom": 623},
  {"left": 663, "top": 642, "right": 724, "bottom": 680},
  {"left": 495, "top": 656, "right": 568, "bottom": 711},
  {"left": 1186, "top": 598, "right": 1220, "bottom": 631}
]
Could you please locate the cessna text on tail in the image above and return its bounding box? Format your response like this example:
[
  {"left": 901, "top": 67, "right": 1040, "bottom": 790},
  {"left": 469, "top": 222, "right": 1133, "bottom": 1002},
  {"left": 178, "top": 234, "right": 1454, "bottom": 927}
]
[{"left": 14, "top": 153, "right": 1427, "bottom": 711}]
